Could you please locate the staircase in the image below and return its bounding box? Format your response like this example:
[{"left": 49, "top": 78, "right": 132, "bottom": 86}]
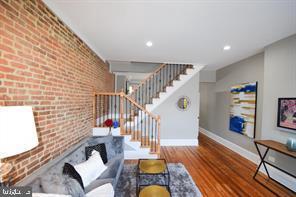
[{"left": 92, "top": 63, "right": 199, "bottom": 159}]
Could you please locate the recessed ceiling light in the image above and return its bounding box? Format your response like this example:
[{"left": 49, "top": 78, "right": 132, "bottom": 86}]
[
  {"left": 146, "top": 41, "right": 153, "bottom": 47},
  {"left": 223, "top": 45, "right": 231, "bottom": 51}
]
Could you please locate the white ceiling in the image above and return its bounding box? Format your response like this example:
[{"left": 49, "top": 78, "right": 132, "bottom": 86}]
[{"left": 44, "top": 0, "right": 296, "bottom": 70}]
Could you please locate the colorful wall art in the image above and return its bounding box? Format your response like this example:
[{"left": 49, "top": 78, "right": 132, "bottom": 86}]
[
  {"left": 277, "top": 98, "right": 296, "bottom": 131},
  {"left": 229, "top": 82, "right": 257, "bottom": 138}
]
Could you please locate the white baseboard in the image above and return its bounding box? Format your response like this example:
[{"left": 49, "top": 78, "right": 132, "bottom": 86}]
[
  {"left": 200, "top": 127, "right": 296, "bottom": 192},
  {"left": 160, "top": 139, "right": 198, "bottom": 146},
  {"left": 200, "top": 127, "right": 259, "bottom": 163}
]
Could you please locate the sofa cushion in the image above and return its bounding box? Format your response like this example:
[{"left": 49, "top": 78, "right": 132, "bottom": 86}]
[
  {"left": 85, "top": 183, "right": 114, "bottom": 197},
  {"left": 74, "top": 150, "right": 107, "bottom": 187},
  {"left": 63, "top": 163, "right": 84, "bottom": 190},
  {"left": 99, "top": 154, "right": 123, "bottom": 180},
  {"left": 85, "top": 143, "right": 107, "bottom": 164},
  {"left": 22, "top": 136, "right": 124, "bottom": 195},
  {"left": 84, "top": 178, "right": 114, "bottom": 194},
  {"left": 41, "top": 175, "right": 84, "bottom": 197}
]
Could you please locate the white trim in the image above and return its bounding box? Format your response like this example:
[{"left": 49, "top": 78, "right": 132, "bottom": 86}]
[
  {"left": 92, "top": 127, "right": 120, "bottom": 136},
  {"left": 200, "top": 127, "right": 259, "bottom": 163},
  {"left": 160, "top": 139, "right": 198, "bottom": 146},
  {"left": 200, "top": 127, "right": 296, "bottom": 192}
]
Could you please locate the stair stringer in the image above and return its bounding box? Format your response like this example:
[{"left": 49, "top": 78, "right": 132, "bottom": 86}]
[
  {"left": 146, "top": 64, "right": 204, "bottom": 112},
  {"left": 92, "top": 127, "right": 158, "bottom": 159},
  {"left": 123, "top": 135, "right": 158, "bottom": 159}
]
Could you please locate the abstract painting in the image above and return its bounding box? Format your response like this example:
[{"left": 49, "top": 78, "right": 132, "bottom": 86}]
[
  {"left": 229, "top": 82, "right": 257, "bottom": 138},
  {"left": 277, "top": 98, "right": 296, "bottom": 131}
]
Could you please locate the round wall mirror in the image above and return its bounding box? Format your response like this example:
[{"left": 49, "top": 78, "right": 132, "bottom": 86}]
[{"left": 177, "top": 96, "right": 191, "bottom": 111}]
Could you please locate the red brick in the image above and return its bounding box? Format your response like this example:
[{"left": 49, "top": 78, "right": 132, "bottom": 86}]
[
  {"left": 10, "top": 62, "right": 28, "bottom": 69},
  {"left": 0, "top": 43, "right": 15, "bottom": 53},
  {"left": 4, "top": 81, "right": 14, "bottom": 86},
  {"left": 9, "top": 88, "right": 26, "bottom": 94},
  {"left": 0, "top": 14, "right": 13, "bottom": 25},
  {"left": 0, "top": 59, "right": 8, "bottom": 65},
  {"left": 0, "top": 87, "right": 7, "bottom": 93},
  {"left": 0, "top": 65, "right": 14, "bottom": 72},
  {"left": 1, "top": 0, "right": 115, "bottom": 184},
  {"left": 6, "top": 74, "right": 25, "bottom": 81},
  {"left": 5, "top": 25, "right": 24, "bottom": 38}
]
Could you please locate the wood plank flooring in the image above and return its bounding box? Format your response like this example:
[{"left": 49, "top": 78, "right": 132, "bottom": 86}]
[{"left": 125, "top": 133, "right": 295, "bottom": 197}]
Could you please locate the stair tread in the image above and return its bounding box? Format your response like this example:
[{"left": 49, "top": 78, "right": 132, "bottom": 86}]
[{"left": 95, "top": 64, "right": 195, "bottom": 158}]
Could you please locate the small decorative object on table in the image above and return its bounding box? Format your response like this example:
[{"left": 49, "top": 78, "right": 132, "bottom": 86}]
[
  {"left": 286, "top": 138, "right": 296, "bottom": 151},
  {"left": 104, "top": 119, "right": 113, "bottom": 135},
  {"left": 113, "top": 120, "right": 119, "bottom": 129}
]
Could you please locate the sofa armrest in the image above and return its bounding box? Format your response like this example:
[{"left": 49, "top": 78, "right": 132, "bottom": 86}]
[
  {"left": 99, "top": 154, "right": 123, "bottom": 179},
  {"left": 88, "top": 136, "right": 124, "bottom": 161},
  {"left": 84, "top": 178, "right": 114, "bottom": 193},
  {"left": 106, "top": 136, "right": 124, "bottom": 161}
]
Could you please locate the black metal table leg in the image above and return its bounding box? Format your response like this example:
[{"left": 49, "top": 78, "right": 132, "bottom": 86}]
[
  {"left": 253, "top": 140, "right": 296, "bottom": 195},
  {"left": 136, "top": 160, "right": 140, "bottom": 196},
  {"left": 253, "top": 142, "right": 270, "bottom": 179}
]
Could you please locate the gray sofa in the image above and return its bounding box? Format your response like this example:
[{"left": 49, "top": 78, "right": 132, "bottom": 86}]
[{"left": 17, "top": 135, "right": 124, "bottom": 195}]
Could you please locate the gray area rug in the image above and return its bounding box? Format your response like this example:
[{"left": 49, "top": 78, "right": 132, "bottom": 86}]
[{"left": 115, "top": 163, "right": 202, "bottom": 197}]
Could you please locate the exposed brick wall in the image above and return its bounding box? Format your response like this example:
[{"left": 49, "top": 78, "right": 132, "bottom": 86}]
[{"left": 0, "top": 0, "right": 114, "bottom": 183}]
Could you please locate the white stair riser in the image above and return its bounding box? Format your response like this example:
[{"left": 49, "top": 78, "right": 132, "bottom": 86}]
[
  {"left": 148, "top": 65, "right": 203, "bottom": 112},
  {"left": 124, "top": 151, "right": 158, "bottom": 159},
  {"left": 94, "top": 66, "right": 203, "bottom": 159},
  {"left": 93, "top": 127, "right": 120, "bottom": 136}
]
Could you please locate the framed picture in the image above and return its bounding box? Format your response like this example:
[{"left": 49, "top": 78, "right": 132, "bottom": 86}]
[
  {"left": 229, "top": 82, "right": 257, "bottom": 138},
  {"left": 277, "top": 98, "right": 296, "bottom": 131}
]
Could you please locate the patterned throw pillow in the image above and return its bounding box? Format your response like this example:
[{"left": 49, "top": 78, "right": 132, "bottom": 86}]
[
  {"left": 62, "top": 163, "right": 84, "bottom": 190},
  {"left": 85, "top": 144, "right": 108, "bottom": 164}
]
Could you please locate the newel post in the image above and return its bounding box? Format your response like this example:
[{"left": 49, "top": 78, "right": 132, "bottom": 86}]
[
  {"left": 120, "top": 92, "right": 125, "bottom": 135},
  {"left": 157, "top": 115, "right": 161, "bottom": 158},
  {"left": 93, "top": 92, "right": 97, "bottom": 127}
]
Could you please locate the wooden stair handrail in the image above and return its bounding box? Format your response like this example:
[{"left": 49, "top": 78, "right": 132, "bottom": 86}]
[
  {"left": 94, "top": 92, "right": 121, "bottom": 96},
  {"left": 130, "top": 63, "right": 166, "bottom": 96},
  {"left": 94, "top": 92, "right": 160, "bottom": 120},
  {"left": 124, "top": 93, "right": 160, "bottom": 120},
  {"left": 93, "top": 92, "right": 161, "bottom": 156}
]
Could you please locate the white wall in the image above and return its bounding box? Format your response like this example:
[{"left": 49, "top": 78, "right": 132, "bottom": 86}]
[
  {"left": 200, "top": 34, "right": 296, "bottom": 177},
  {"left": 261, "top": 34, "right": 296, "bottom": 173},
  {"left": 261, "top": 34, "right": 296, "bottom": 141},
  {"left": 200, "top": 70, "right": 216, "bottom": 82},
  {"left": 153, "top": 73, "right": 199, "bottom": 143},
  {"left": 110, "top": 61, "right": 160, "bottom": 73},
  {"left": 200, "top": 53, "right": 264, "bottom": 153}
]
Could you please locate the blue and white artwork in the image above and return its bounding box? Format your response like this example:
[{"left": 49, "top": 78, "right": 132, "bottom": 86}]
[{"left": 229, "top": 82, "right": 257, "bottom": 138}]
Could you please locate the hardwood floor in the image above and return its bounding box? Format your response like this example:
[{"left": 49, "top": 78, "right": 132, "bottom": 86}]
[{"left": 126, "top": 133, "right": 295, "bottom": 197}]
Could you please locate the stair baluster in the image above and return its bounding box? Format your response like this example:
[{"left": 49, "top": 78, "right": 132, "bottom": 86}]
[{"left": 93, "top": 63, "right": 193, "bottom": 156}]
